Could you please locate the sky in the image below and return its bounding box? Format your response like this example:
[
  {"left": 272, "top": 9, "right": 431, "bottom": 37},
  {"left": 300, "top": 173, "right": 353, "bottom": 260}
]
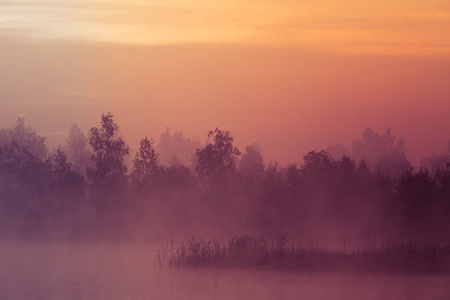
[{"left": 0, "top": 0, "right": 449, "bottom": 165}]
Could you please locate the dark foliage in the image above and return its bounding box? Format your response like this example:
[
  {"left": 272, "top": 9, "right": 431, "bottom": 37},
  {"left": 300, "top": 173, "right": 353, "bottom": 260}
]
[
  {"left": 0, "top": 114, "right": 449, "bottom": 243},
  {"left": 131, "top": 137, "right": 160, "bottom": 193},
  {"left": 195, "top": 128, "right": 241, "bottom": 185},
  {"left": 88, "top": 113, "right": 129, "bottom": 208}
]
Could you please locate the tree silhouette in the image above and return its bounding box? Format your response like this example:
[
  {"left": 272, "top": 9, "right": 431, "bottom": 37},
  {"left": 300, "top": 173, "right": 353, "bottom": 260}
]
[
  {"left": 301, "top": 150, "right": 335, "bottom": 180},
  {"left": 65, "top": 124, "right": 92, "bottom": 176},
  {"left": 131, "top": 137, "right": 160, "bottom": 191},
  {"left": 157, "top": 128, "right": 200, "bottom": 167},
  {"left": 0, "top": 141, "right": 41, "bottom": 193},
  {"left": 51, "top": 147, "right": 84, "bottom": 197},
  {"left": 88, "top": 113, "right": 129, "bottom": 202},
  {"left": 239, "top": 143, "right": 265, "bottom": 179},
  {"left": 0, "top": 141, "right": 51, "bottom": 215},
  {"left": 435, "top": 164, "right": 450, "bottom": 206},
  {"left": 352, "top": 128, "right": 410, "bottom": 176},
  {"left": 195, "top": 128, "right": 240, "bottom": 185},
  {"left": 326, "top": 143, "right": 350, "bottom": 160},
  {"left": 395, "top": 168, "right": 437, "bottom": 231},
  {"left": 420, "top": 151, "right": 450, "bottom": 173},
  {"left": 0, "top": 115, "right": 449, "bottom": 241},
  {"left": 0, "top": 117, "right": 47, "bottom": 160}
]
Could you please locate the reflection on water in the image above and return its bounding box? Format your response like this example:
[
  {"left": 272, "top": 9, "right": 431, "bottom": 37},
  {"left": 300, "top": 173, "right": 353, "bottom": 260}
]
[{"left": 0, "top": 241, "right": 449, "bottom": 300}]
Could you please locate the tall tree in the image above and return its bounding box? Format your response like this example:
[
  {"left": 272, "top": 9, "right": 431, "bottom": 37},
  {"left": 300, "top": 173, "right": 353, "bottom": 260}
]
[
  {"left": 301, "top": 150, "right": 335, "bottom": 179},
  {"left": 51, "top": 147, "right": 85, "bottom": 198},
  {"left": 239, "top": 143, "right": 264, "bottom": 179},
  {"left": 131, "top": 137, "right": 160, "bottom": 191},
  {"left": 195, "top": 128, "right": 240, "bottom": 185},
  {"left": 65, "top": 124, "right": 91, "bottom": 176},
  {"left": 88, "top": 113, "right": 129, "bottom": 201},
  {"left": 352, "top": 128, "right": 410, "bottom": 175},
  {"left": 157, "top": 128, "right": 200, "bottom": 167},
  {"left": 0, "top": 117, "right": 47, "bottom": 160}
]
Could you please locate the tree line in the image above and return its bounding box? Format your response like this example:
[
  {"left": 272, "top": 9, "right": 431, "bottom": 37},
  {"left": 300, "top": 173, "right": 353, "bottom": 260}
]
[{"left": 0, "top": 113, "right": 449, "bottom": 242}]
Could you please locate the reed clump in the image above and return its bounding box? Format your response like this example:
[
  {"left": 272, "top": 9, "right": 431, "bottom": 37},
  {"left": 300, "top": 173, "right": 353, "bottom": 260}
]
[{"left": 157, "top": 235, "right": 450, "bottom": 273}]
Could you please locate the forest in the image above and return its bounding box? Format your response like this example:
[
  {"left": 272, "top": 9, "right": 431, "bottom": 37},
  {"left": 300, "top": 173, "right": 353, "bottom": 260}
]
[{"left": 0, "top": 113, "right": 449, "bottom": 245}]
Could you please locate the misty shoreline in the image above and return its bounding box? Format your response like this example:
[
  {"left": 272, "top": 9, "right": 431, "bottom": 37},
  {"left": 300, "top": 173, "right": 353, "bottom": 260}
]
[
  {"left": 1, "top": 114, "right": 449, "bottom": 266},
  {"left": 2, "top": 236, "right": 450, "bottom": 275},
  {"left": 158, "top": 235, "right": 450, "bottom": 274}
]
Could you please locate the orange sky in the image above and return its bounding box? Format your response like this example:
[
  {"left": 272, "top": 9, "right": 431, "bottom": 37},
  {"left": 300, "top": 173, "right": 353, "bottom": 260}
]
[
  {"left": 0, "top": 0, "right": 449, "bottom": 165},
  {"left": 2, "top": 0, "right": 449, "bottom": 54}
]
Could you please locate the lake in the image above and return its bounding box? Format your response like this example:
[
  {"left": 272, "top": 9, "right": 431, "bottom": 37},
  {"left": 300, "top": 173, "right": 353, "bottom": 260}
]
[{"left": 1, "top": 241, "right": 449, "bottom": 299}]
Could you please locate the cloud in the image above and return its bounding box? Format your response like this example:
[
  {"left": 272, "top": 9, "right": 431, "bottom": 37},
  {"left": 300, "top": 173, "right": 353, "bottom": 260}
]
[
  {"left": 0, "top": 0, "right": 449, "bottom": 55},
  {"left": 0, "top": 0, "right": 140, "bottom": 11}
]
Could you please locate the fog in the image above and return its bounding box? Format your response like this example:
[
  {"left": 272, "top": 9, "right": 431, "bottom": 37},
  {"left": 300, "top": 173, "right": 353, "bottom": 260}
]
[
  {"left": 1, "top": 115, "right": 449, "bottom": 242},
  {"left": 2, "top": 1, "right": 450, "bottom": 296},
  {"left": 1, "top": 38, "right": 450, "bottom": 166},
  {"left": 2, "top": 241, "right": 450, "bottom": 300},
  {"left": 0, "top": 111, "right": 450, "bottom": 297}
]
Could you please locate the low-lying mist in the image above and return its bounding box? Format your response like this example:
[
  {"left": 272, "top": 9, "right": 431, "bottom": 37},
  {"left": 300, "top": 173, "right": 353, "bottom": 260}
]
[
  {"left": 3, "top": 240, "right": 450, "bottom": 299},
  {"left": 0, "top": 113, "right": 449, "bottom": 248},
  {"left": 1, "top": 112, "right": 450, "bottom": 298}
]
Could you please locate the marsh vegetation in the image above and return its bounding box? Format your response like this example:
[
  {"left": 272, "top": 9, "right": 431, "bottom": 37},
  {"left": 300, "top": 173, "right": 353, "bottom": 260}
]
[{"left": 159, "top": 235, "right": 450, "bottom": 273}]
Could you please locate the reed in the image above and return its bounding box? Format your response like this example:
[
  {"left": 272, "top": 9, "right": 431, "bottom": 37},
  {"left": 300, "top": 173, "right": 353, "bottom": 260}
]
[{"left": 157, "top": 235, "right": 450, "bottom": 273}]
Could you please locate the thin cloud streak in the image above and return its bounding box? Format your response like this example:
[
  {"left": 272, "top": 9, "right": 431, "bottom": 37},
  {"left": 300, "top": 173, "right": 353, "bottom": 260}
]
[{"left": 0, "top": 0, "right": 449, "bottom": 55}]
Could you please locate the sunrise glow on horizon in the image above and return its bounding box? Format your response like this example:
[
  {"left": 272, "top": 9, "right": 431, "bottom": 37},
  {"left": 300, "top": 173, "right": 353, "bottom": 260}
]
[
  {"left": 2, "top": 2, "right": 450, "bottom": 298},
  {"left": 1, "top": 0, "right": 449, "bottom": 165}
]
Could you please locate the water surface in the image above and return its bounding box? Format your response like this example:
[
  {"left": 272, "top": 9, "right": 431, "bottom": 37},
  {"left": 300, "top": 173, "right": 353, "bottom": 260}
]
[{"left": 1, "top": 241, "right": 448, "bottom": 299}]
